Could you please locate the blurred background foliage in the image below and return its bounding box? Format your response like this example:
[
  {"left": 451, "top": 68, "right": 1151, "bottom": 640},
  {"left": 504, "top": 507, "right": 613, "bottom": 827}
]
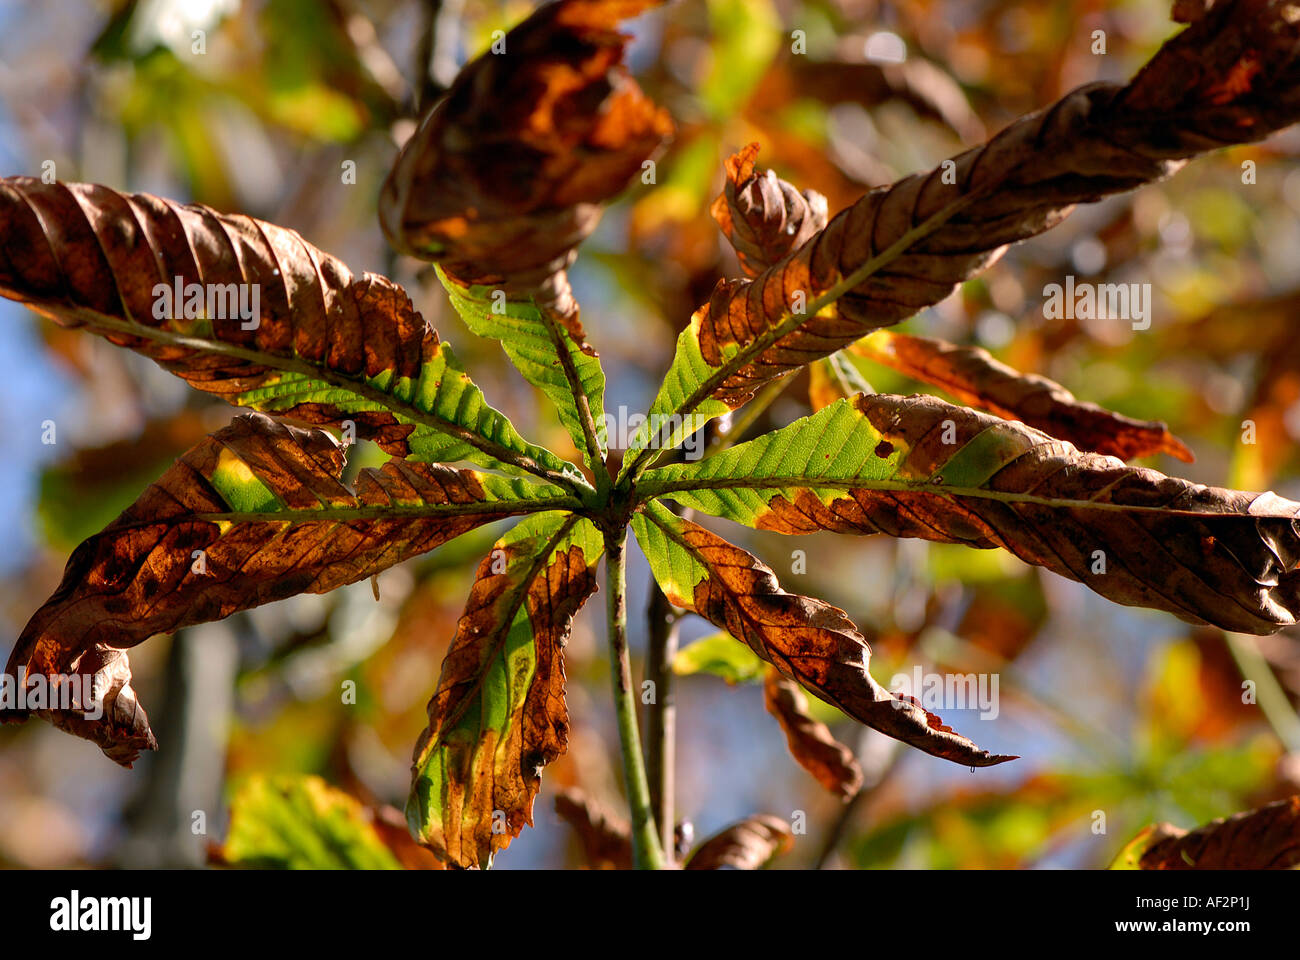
[{"left": 2, "top": 0, "right": 1300, "bottom": 869}]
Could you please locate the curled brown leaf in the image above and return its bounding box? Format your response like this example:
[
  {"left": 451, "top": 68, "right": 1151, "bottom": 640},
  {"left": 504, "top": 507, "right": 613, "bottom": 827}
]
[
  {"left": 693, "top": 0, "right": 1300, "bottom": 409},
  {"left": 554, "top": 787, "right": 634, "bottom": 870},
  {"left": 380, "top": 0, "right": 672, "bottom": 340},
  {"left": 851, "top": 331, "right": 1194, "bottom": 462},
  {"left": 1134, "top": 795, "right": 1300, "bottom": 869},
  {"left": 710, "top": 142, "right": 829, "bottom": 279},
  {"left": 685, "top": 815, "right": 794, "bottom": 870},
  {"left": 763, "top": 667, "right": 864, "bottom": 800}
]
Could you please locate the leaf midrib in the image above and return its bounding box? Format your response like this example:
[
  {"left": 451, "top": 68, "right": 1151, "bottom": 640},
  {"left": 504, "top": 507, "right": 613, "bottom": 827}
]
[
  {"left": 639, "top": 474, "right": 1294, "bottom": 519},
  {"left": 185, "top": 497, "right": 582, "bottom": 523}
]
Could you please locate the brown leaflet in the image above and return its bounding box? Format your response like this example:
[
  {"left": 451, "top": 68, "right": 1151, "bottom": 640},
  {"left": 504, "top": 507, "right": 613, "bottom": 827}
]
[
  {"left": 379, "top": 0, "right": 672, "bottom": 342},
  {"left": 554, "top": 787, "right": 634, "bottom": 870},
  {"left": 651, "top": 511, "right": 1015, "bottom": 766},
  {"left": 1134, "top": 795, "right": 1300, "bottom": 869},
  {"left": 710, "top": 143, "right": 829, "bottom": 279},
  {"left": 852, "top": 332, "right": 1193, "bottom": 462},
  {"left": 685, "top": 815, "right": 794, "bottom": 870},
  {"left": 693, "top": 0, "right": 1300, "bottom": 408},
  {"left": 763, "top": 667, "right": 864, "bottom": 800},
  {"left": 4, "top": 413, "right": 548, "bottom": 766},
  {"left": 409, "top": 520, "right": 599, "bottom": 868},
  {"left": 750, "top": 394, "right": 1300, "bottom": 634},
  {"left": 0, "top": 177, "right": 425, "bottom": 456}
]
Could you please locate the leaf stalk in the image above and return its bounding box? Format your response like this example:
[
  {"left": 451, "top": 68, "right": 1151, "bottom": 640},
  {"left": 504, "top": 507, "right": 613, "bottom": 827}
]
[{"left": 603, "top": 530, "right": 667, "bottom": 869}]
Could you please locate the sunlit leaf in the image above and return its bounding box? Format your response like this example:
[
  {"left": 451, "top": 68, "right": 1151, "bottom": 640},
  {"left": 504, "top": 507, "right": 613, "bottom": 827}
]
[
  {"left": 408, "top": 512, "right": 603, "bottom": 868},
  {"left": 673, "top": 630, "right": 767, "bottom": 685},
  {"left": 621, "top": 3, "right": 1300, "bottom": 476},
  {"left": 3, "top": 413, "right": 572, "bottom": 765},
  {"left": 0, "top": 177, "right": 580, "bottom": 488},
  {"left": 643, "top": 395, "right": 1300, "bottom": 634},
  {"left": 632, "top": 501, "right": 1014, "bottom": 766},
  {"left": 215, "top": 774, "right": 404, "bottom": 870}
]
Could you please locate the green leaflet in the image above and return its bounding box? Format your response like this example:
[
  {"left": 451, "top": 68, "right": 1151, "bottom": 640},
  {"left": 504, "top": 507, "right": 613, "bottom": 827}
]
[
  {"left": 438, "top": 267, "right": 608, "bottom": 473},
  {"left": 230, "top": 337, "right": 585, "bottom": 485},
  {"left": 636, "top": 395, "right": 904, "bottom": 525},
  {"left": 673, "top": 631, "right": 767, "bottom": 685},
  {"left": 621, "top": 319, "right": 729, "bottom": 473},
  {"left": 408, "top": 511, "right": 604, "bottom": 868},
  {"left": 638, "top": 394, "right": 1300, "bottom": 634},
  {"left": 630, "top": 501, "right": 710, "bottom": 608},
  {"left": 219, "top": 775, "right": 403, "bottom": 871}
]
